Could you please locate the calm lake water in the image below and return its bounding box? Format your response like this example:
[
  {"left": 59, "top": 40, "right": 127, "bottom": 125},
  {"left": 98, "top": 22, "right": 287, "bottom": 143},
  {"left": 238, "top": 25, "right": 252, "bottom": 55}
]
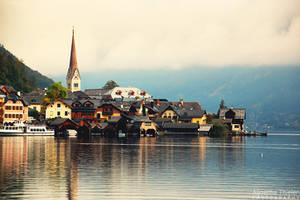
[{"left": 0, "top": 133, "right": 300, "bottom": 200}]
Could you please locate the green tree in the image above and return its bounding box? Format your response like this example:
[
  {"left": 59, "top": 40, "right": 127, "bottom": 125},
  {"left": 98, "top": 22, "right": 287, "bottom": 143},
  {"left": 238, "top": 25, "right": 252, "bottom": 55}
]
[
  {"left": 206, "top": 113, "right": 213, "bottom": 124},
  {"left": 220, "top": 99, "right": 225, "bottom": 109},
  {"left": 44, "top": 82, "right": 68, "bottom": 102},
  {"left": 210, "top": 121, "right": 230, "bottom": 137},
  {"left": 28, "top": 108, "right": 40, "bottom": 121},
  {"left": 102, "top": 80, "right": 119, "bottom": 89}
]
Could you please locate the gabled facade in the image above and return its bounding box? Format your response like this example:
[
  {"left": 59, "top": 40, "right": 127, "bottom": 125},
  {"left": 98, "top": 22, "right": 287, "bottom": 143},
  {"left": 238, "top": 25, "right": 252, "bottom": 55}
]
[
  {"left": 66, "top": 28, "right": 81, "bottom": 92},
  {"left": 160, "top": 105, "right": 180, "bottom": 122},
  {"left": 0, "top": 87, "right": 28, "bottom": 123},
  {"left": 179, "top": 110, "right": 207, "bottom": 125},
  {"left": 218, "top": 108, "right": 246, "bottom": 133},
  {"left": 71, "top": 100, "right": 98, "bottom": 122},
  {"left": 94, "top": 103, "right": 122, "bottom": 121},
  {"left": 3, "top": 99, "right": 28, "bottom": 122},
  {"left": 45, "top": 99, "right": 72, "bottom": 119}
]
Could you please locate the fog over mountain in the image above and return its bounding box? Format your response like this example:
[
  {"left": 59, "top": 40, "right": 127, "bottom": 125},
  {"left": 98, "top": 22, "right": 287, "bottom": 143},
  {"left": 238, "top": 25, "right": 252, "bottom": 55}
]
[{"left": 53, "top": 66, "right": 300, "bottom": 130}]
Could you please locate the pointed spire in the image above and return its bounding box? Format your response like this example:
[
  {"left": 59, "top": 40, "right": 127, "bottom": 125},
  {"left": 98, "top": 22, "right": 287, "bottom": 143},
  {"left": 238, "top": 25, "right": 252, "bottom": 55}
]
[{"left": 67, "top": 27, "right": 79, "bottom": 79}]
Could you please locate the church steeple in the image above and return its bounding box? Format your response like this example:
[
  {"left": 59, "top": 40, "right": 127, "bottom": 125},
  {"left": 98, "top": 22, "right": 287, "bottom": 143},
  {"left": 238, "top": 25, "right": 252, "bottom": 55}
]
[{"left": 66, "top": 27, "right": 81, "bottom": 92}]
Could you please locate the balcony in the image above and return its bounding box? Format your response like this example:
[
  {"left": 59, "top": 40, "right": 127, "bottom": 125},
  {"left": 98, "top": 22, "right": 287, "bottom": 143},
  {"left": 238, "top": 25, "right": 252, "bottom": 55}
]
[{"left": 102, "top": 111, "right": 113, "bottom": 116}]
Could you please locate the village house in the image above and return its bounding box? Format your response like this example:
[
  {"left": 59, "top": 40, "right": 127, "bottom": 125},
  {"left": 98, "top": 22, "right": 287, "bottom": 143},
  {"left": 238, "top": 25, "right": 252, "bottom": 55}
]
[
  {"left": 94, "top": 103, "right": 123, "bottom": 121},
  {"left": 218, "top": 108, "right": 246, "bottom": 133},
  {"left": 45, "top": 99, "right": 72, "bottom": 119},
  {"left": 0, "top": 86, "right": 28, "bottom": 123},
  {"left": 71, "top": 99, "right": 99, "bottom": 122},
  {"left": 23, "top": 89, "right": 45, "bottom": 113},
  {"left": 160, "top": 104, "right": 181, "bottom": 122},
  {"left": 178, "top": 109, "right": 207, "bottom": 125}
]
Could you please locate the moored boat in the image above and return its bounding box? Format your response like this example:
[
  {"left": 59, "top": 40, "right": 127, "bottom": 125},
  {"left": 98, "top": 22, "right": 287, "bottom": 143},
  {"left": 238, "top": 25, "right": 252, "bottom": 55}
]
[{"left": 0, "top": 121, "right": 54, "bottom": 136}]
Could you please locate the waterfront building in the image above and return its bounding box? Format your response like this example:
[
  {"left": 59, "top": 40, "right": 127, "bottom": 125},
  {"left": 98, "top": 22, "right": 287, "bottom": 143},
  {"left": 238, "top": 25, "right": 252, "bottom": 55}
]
[
  {"left": 160, "top": 105, "right": 181, "bottom": 122},
  {"left": 3, "top": 96, "right": 28, "bottom": 122},
  {"left": 71, "top": 100, "right": 99, "bottom": 122},
  {"left": 178, "top": 109, "right": 207, "bottom": 125},
  {"left": 0, "top": 86, "right": 28, "bottom": 122},
  {"left": 66, "top": 28, "right": 81, "bottom": 93},
  {"left": 218, "top": 108, "right": 246, "bottom": 133},
  {"left": 94, "top": 103, "right": 123, "bottom": 121},
  {"left": 45, "top": 99, "right": 72, "bottom": 119}
]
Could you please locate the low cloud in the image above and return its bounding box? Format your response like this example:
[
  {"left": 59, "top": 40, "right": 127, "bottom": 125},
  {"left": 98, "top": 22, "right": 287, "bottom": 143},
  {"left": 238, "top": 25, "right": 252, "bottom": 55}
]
[{"left": 1, "top": 0, "right": 300, "bottom": 75}]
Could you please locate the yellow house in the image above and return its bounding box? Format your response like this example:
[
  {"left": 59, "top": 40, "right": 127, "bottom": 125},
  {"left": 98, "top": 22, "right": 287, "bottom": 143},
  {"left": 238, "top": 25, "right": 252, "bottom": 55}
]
[
  {"left": 45, "top": 99, "right": 72, "bottom": 119},
  {"left": 179, "top": 110, "right": 207, "bottom": 125},
  {"left": 161, "top": 105, "right": 180, "bottom": 121},
  {"left": 29, "top": 104, "right": 42, "bottom": 113},
  {"left": 23, "top": 89, "right": 45, "bottom": 113},
  {"left": 94, "top": 103, "right": 122, "bottom": 121},
  {"left": 231, "top": 123, "right": 244, "bottom": 133},
  {"left": 140, "top": 121, "right": 158, "bottom": 136},
  {"left": 191, "top": 113, "right": 207, "bottom": 125}
]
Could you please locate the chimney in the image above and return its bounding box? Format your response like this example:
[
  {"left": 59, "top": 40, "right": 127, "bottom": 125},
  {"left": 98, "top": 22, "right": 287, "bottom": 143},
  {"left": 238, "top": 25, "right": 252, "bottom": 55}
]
[{"left": 156, "top": 99, "right": 160, "bottom": 105}]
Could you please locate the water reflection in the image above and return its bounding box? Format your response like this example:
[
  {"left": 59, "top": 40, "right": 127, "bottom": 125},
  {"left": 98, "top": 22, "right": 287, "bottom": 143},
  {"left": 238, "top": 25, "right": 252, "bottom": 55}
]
[{"left": 0, "top": 135, "right": 299, "bottom": 199}]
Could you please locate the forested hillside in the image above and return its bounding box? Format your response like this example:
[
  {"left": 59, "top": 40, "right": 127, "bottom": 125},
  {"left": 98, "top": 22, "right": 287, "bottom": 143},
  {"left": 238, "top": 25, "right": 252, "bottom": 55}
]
[{"left": 0, "top": 45, "right": 53, "bottom": 92}]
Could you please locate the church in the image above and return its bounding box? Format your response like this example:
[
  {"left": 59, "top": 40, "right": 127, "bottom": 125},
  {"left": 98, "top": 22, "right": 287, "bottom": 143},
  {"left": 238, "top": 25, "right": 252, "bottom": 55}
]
[{"left": 66, "top": 28, "right": 81, "bottom": 93}]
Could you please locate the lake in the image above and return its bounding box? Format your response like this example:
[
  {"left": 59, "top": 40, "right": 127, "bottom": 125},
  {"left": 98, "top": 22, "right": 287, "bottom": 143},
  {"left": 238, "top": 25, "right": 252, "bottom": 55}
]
[{"left": 0, "top": 133, "right": 300, "bottom": 199}]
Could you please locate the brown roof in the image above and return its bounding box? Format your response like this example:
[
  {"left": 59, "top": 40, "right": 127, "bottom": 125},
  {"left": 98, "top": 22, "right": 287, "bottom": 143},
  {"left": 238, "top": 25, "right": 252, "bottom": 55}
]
[
  {"left": 218, "top": 108, "right": 246, "bottom": 120},
  {"left": 171, "top": 101, "right": 202, "bottom": 111}
]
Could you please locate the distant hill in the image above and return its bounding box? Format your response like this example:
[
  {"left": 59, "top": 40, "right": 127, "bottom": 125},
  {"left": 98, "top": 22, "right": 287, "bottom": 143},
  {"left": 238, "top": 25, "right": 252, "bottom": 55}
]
[
  {"left": 54, "top": 66, "right": 300, "bottom": 131},
  {"left": 0, "top": 45, "right": 53, "bottom": 92}
]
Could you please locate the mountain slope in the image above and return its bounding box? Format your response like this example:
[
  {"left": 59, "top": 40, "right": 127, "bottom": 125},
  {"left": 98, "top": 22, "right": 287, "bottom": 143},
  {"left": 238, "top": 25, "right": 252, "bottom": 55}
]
[
  {"left": 0, "top": 45, "right": 53, "bottom": 92},
  {"left": 55, "top": 66, "right": 300, "bottom": 130}
]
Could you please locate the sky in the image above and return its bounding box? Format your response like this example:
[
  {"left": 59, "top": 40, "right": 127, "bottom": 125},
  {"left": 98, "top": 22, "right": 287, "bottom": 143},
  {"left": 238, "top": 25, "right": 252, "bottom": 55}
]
[{"left": 1, "top": 0, "right": 300, "bottom": 77}]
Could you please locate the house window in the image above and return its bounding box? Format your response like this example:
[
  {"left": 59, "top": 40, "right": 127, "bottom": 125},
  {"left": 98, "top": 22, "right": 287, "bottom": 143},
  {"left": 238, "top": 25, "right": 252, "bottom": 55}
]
[
  {"left": 145, "top": 122, "right": 151, "bottom": 126},
  {"left": 57, "top": 111, "right": 60, "bottom": 116},
  {"left": 65, "top": 111, "right": 68, "bottom": 116},
  {"left": 33, "top": 106, "right": 37, "bottom": 110},
  {"left": 97, "top": 113, "right": 101, "bottom": 119},
  {"left": 74, "top": 83, "right": 78, "bottom": 88},
  {"left": 234, "top": 125, "right": 239, "bottom": 128},
  {"left": 57, "top": 103, "right": 61, "bottom": 108}
]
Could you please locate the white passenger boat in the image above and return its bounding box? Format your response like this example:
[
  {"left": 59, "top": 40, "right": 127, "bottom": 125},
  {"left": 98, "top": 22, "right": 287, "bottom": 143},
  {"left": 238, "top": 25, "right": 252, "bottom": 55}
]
[{"left": 0, "top": 121, "right": 54, "bottom": 136}]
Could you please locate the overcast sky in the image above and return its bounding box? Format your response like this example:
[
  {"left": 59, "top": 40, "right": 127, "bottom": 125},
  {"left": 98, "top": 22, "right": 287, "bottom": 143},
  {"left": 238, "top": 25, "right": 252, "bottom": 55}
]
[{"left": 1, "top": 0, "right": 300, "bottom": 76}]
